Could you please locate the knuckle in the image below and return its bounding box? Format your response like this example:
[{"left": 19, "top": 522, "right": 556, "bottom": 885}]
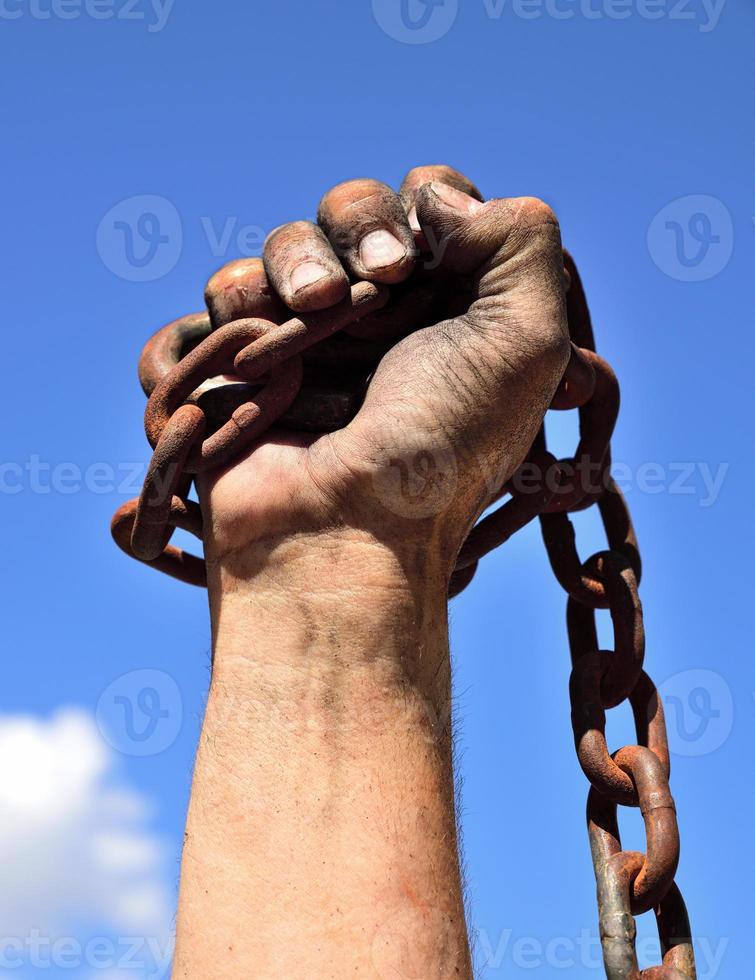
[
  {"left": 203, "top": 258, "right": 276, "bottom": 327},
  {"left": 319, "top": 180, "right": 403, "bottom": 247},
  {"left": 205, "top": 257, "right": 263, "bottom": 296},
  {"left": 264, "top": 220, "right": 319, "bottom": 253},
  {"left": 526, "top": 309, "right": 572, "bottom": 380},
  {"left": 320, "top": 178, "right": 391, "bottom": 214},
  {"left": 403, "top": 165, "right": 481, "bottom": 200},
  {"left": 404, "top": 164, "right": 456, "bottom": 188},
  {"left": 510, "top": 196, "right": 560, "bottom": 235},
  {"left": 543, "top": 317, "right": 572, "bottom": 368}
]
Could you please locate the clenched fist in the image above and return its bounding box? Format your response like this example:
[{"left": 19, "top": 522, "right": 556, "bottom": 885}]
[{"left": 200, "top": 165, "right": 570, "bottom": 585}]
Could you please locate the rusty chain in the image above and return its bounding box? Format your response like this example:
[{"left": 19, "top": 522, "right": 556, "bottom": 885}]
[{"left": 110, "top": 251, "right": 696, "bottom": 978}]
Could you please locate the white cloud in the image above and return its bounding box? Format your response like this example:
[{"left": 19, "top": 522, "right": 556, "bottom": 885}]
[{"left": 0, "top": 709, "right": 174, "bottom": 976}]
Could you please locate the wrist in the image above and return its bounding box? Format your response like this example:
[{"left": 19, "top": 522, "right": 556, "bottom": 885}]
[
  {"left": 206, "top": 524, "right": 449, "bottom": 607},
  {"left": 206, "top": 528, "right": 452, "bottom": 705}
]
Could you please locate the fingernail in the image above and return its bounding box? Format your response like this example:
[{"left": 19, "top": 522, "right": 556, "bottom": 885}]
[
  {"left": 290, "top": 261, "right": 329, "bottom": 295},
  {"left": 429, "top": 181, "right": 485, "bottom": 214},
  {"left": 359, "top": 229, "right": 407, "bottom": 270},
  {"left": 407, "top": 207, "right": 421, "bottom": 233}
]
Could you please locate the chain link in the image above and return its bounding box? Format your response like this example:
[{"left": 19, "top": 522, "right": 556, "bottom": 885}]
[{"left": 110, "top": 250, "right": 697, "bottom": 977}]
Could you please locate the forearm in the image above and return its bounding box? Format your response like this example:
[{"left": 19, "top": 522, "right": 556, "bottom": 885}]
[{"left": 173, "top": 531, "right": 472, "bottom": 979}]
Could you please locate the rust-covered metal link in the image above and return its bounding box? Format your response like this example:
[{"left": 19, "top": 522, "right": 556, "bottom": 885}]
[
  {"left": 540, "top": 480, "right": 642, "bottom": 608},
  {"left": 110, "top": 250, "right": 697, "bottom": 980},
  {"left": 567, "top": 552, "right": 645, "bottom": 708},
  {"left": 111, "top": 495, "right": 206, "bottom": 586},
  {"left": 540, "top": 349, "right": 620, "bottom": 514},
  {"left": 591, "top": 846, "right": 696, "bottom": 979},
  {"left": 588, "top": 757, "right": 679, "bottom": 917},
  {"left": 570, "top": 662, "right": 670, "bottom": 807},
  {"left": 131, "top": 404, "right": 206, "bottom": 562}
]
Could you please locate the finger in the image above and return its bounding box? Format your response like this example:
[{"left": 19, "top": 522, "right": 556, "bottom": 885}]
[
  {"left": 263, "top": 220, "right": 349, "bottom": 313},
  {"left": 343, "top": 281, "right": 437, "bottom": 340},
  {"left": 399, "top": 165, "right": 484, "bottom": 240},
  {"left": 317, "top": 178, "right": 416, "bottom": 284},
  {"left": 204, "top": 258, "right": 287, "bottom": 329}
]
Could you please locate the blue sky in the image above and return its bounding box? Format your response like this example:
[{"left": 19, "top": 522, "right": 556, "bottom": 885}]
[{"left": 2, "top": 1, "right": 752, "bottom": 976}]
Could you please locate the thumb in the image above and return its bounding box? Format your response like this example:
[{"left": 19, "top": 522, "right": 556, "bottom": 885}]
[
  {"left": 416, "top": 179, "right": 569, "bottom": 354},
  {"left": 413, "top": 181, "right": 571, "bottom": 468},
  {"left": 415, "top": 182, "right": 567, "bottom": 313}
]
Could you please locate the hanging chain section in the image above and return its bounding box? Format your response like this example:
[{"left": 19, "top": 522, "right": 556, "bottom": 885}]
[
  {"left": 110, "top": 252, "right": 697, "bottom": 978},
  {"left": 538, "top": 255, "right": 696, "bottom": 978}
]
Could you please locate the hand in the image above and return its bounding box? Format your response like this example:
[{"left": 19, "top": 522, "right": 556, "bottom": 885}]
[{"left": 200, "top": 165, "right": 570, "bottom": 585}]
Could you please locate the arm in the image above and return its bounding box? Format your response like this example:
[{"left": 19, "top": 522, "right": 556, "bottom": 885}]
[
  {"left": 176, "top": 533, "right": 468, "bottom": 978},
  {"left": 172, "top": 165, "right": 570, "bottom": 979}
]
